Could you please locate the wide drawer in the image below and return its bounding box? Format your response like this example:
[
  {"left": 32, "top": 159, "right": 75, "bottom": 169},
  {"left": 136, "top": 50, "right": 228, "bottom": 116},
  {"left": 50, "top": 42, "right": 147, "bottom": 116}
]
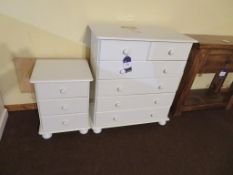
[
  {"left": 149, "top": 42, "right": 192, "bottom": 60},
  {"left": 95, "top": 107, "right": 170, "bottom": 128},
  {"left": 98, "top": 61, "right": 186, "bottom": 79},
  {"left": 95, "top": 93, "right": 175, "bottom": 112},
  {"left": 41, "top": 113, "right": 90, "bottom": 132},
  {"left": 97, "top": 78, "right": 181, "bottom": 96},
  {"left": 99, "top": 40, "right": 150, "bottom": 61},
  {"left": 35, "top": 82, "right": 89, "bottom": 99},
  {"left": 38, "top": 98, "right": 89, "bottom": 116}
]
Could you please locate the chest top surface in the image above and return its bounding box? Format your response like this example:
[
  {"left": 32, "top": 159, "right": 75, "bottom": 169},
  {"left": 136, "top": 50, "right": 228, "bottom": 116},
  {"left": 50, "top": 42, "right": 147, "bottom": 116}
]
[
  {"left": 89, "top": 24, "right": 197, "bottom": 43},
  {"left": 30, "top": 59, "right": 93, "bottom": 83},
  {"left": 187, "top": 34, "right": 233, "bottom": 49}
]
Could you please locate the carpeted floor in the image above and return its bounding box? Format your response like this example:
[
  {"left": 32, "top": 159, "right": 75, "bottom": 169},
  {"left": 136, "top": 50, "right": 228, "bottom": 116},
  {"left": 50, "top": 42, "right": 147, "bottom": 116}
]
[{"left": 0, "top": 109, "right": 233, "bottom": 175}]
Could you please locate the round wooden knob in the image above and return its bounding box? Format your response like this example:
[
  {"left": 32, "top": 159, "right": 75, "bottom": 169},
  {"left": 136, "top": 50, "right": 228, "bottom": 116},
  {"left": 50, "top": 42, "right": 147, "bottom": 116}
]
[
  {"left": 59, "top": 88, "right": 66, "bottom": 94},
  {"left": 168, "top": 49, "right": 174, "bottom": 56},
  {"left": 115, "top": 102, "right": 120, "bottom": 107},
  {"left": 122, "top": 49, "right": 129, "bottom": 56},
  {"left": 61, "top": 105, "right": 68, "bottom": 111},
  {"left": 62, "top": 120, "right": 69, "bottom": 126}
]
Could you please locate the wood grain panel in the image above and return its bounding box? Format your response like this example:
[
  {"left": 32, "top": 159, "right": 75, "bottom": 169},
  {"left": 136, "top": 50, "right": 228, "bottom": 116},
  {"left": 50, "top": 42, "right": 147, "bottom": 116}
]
[{"left": 5, "top": 103, "right": 37, "bottom": 111}]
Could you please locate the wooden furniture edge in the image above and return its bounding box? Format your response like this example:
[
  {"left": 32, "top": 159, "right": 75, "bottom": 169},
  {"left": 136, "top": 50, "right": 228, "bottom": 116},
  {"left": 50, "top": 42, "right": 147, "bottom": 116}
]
[{"left": 5, "top": 103, "right": 38, "bottom": 111}]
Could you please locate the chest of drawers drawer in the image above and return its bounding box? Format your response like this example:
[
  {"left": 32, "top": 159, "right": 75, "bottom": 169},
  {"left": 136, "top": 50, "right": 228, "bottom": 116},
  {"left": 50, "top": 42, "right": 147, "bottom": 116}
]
[
  {"left": 97, "top": 77, "right": 181, "bottom": 96},
  {"left": 41, "top": 113, "right": 90, "bottom": 132},
  {"left": 95, "top": 93, "right": 175, "bottom": 112},
  {"left": 99, "top": 40, "right": 150, "bottom": 61},
  {"left": 35, "top": 82, "right": 89, "bottom": 100},
  {"left": 95, "top": 107, "right": 170, "bottom": 128},
  {"left": 97, "top": 61, "right": 186, "bottom": 79},
  {"left": 149, "top": 42, "right": 192, "bottom": 60},
  {"left": 38, "top": 98, "right": 89, "bottom": 116}
]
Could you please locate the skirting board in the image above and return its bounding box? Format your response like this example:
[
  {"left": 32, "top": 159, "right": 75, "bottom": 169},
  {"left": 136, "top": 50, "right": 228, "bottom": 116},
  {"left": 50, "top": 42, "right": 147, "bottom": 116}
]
[
  {"left": 5, "top": 103, "right": 37, "bottom": 111},
  {"left": 0, "top": 109, "right": 8, "bottom": 140}
]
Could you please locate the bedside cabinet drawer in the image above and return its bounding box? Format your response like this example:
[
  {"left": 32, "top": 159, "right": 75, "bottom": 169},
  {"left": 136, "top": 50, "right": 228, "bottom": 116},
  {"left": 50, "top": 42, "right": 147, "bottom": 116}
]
[
  {"left": 99, "top": 40, "right": 150, "bottom": 61},
  {"left": 95, "top": 93, "right": 175, "bottom": 112},
  {"left": 97, "top": 78, "right": 181, "bottom": 96},
  {"left": 41, "top": 113, "right": 90, "bottom": 132},
  {"left": 39, "top": 98, "right": 89, "bottom": 116},
  {"left": 98, "top": 61, "right": 186, "bottom": 79},
  {"left": 95, "top": 107, "right": 170, "bottom": 128},
  {"left": 35, "top": 82, "right": 89, "bottom": 99},
  {"left": 149, "top": 42, "right": 192, "bottom": 60}
]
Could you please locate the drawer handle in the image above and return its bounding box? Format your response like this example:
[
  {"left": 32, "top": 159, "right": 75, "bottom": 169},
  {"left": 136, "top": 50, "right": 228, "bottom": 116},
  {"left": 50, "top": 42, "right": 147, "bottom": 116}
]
[
  {"left": 158, "top": 85, "right": 162, "bottom": 90},
  {"left": 59, "top": 88, "right": 66, "bottom": 94},
  {"left": 62, "top": 120, "right": 69, "bottom": 126},
  {"left": 115, "top": 102, "right": 120, "bottom": 107},
  {"left": 61, "top": 105, "right": 68, "bottom": 111},
  {"left": 168, "top": 49, "right": 174, "bottom": 56},
  {"left": 116, "top": 87, "right": 122, "bottom": 92},
  {"left": 113, "top": 117, "right": 118, "bottom": 121},
  {"left": 154, "top": 100, "right": 157, "bottom": 104},
  {"left": 162, "top": 69, "right": 167, "bottom": 74},
  {"left": 122, "top": 49, "right": 129, "bottom": 56},
  {"left": 150, "top": 113, "right": 154, "bottom": 118},
  {"left": 120, "top": 69, "right": 126, "bottom": 74}
]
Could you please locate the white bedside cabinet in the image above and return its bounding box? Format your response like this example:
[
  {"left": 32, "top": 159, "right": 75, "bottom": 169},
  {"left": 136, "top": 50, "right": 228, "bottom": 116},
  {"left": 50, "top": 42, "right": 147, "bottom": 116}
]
[
  {"left": 30, "top": 59, "right": 93, "bottom": 139},
  {"left": 89, "top": 24, "right": 197, "bottom": 133}
]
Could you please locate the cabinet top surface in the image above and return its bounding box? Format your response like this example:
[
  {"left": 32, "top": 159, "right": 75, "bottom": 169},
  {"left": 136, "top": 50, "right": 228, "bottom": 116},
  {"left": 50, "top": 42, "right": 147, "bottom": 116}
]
[
  {"left": 89, "top": 24, "right": 197, "bottom": 43},
  {"left": 30, "top": 59, "right": 93, "bottom": 83},
  {"left": 187, "top": 34, "right": 233, "bottom": 49}
]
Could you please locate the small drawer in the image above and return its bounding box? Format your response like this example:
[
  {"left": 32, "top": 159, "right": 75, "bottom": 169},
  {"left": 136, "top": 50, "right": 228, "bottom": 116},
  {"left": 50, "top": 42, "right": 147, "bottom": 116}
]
[
  {"left": 95, "top": 107, "right": 170, "bottom": 128},
  {"left": 149, "top": 42, "right": 193, "bottom": 60},
  {"left": 95, "top": 93, "right": 175, "bottom": 112},
  {"left": 99, "top": 40, "right": 150, "bottom": 61},
  {"left": 97, "top": 78, "right": 181, "bottom": 96},
  {"left": 38, "top": 98, "right": 89, "bottom": 116},
  {"left": 200, "top": 53, "right": 233, "bottom": 73},
  {"left": 98, "top": 61, "right": 186, "bottom": 79},
  {"left": 35, "top": 82, "right": 89, "bottom": 99},
  {"left": 41, "top": 113, "right": 90, "bottom": 132}
]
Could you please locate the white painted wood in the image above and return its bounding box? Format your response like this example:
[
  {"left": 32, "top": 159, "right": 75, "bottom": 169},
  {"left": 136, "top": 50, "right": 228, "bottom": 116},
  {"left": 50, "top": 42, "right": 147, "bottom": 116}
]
[
  {"left": 0, "top": 94, "right": 8, "bottom": 141},
  {"left": 149, "top": 42, "right": 193, "bottom": 60},
  {"left": 30, "top": 59, "right": 93, "bottom": 83},
  {"left": 98, "top": 61, "right": 186, "bottom": 79},
  {"left": 79, "top": 129, "right": 89, "bottom": 134},
  {"left": 90, "top": 33, "right": 100, "bottom": 76},
  {"left": 41, "top": 113, "right": 90, "bottom": 133},
  {"left": 95, "top": 107, "right": 170, "bottom": 128},
  {"left": 42, "top": 133, "right": 52, "bottom": 139},
  {"left": 97, "top": 78, "right": 181, "bottom": 97},
  {"left": 31, "top": 59, "right": 93, "bottom": 139},
  {"left": 38, "top": 98, "right": 89, "bottom": 116},
  {"left": 89, "top": 24, "right": 197, "bottom": 43},
  {"left": 92, "top": 128, "right": 102, "bottom": 134},
  {"left": 89, "top": 24, "right": 196, "bottom": 132},
  {"left": 35, "top": 82, "right": 89, "bottom": 99},
  {"left": 95, "top": 93, "right": 175, "bottom": 112},
  {"left": 99, "top": 40, "right": 150, "bottom": 61}
]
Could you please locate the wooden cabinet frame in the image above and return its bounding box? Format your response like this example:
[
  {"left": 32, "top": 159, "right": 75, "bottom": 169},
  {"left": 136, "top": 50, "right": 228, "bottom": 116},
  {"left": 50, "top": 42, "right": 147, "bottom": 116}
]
[{"left": 172, "top": 35, "right": 233, "bottom": 116}]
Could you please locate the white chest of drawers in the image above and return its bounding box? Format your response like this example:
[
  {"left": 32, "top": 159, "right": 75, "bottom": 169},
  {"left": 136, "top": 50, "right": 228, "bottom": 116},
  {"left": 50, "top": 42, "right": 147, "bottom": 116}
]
[
  {"left": 30, "top": 59, "right": 93, "bottom": 139},
  {"left": 89, "top": 24, "right": 197, "bottom": 133}
]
